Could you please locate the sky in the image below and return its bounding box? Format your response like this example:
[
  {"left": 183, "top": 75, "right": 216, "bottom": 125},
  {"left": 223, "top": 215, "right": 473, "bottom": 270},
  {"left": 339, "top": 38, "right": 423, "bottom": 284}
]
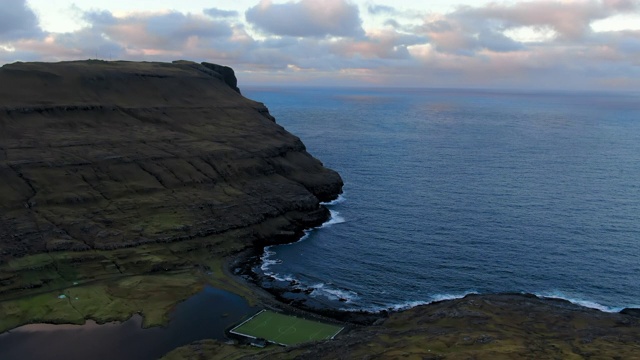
[{"left": 1, "top": 0, "right": 639, "bottom": 90}]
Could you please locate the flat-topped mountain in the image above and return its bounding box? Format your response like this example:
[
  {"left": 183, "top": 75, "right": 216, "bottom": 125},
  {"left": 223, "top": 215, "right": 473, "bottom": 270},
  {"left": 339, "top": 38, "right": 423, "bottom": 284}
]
[{"left": 0, "top": 60, "right": 342, "bottom": 261}]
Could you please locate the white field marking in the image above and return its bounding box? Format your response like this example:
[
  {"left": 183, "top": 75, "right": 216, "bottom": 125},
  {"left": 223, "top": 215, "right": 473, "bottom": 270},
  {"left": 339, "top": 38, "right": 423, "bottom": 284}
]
[
  {"left": 229, "top": 310, "right": 267, "bottom": 339},
  {"left": 329, "top": 326, "right": 345, "bottom": 339},
  {"left": 308, "top": 329, "right": 322, "bottom": 340},
  {"left": 277, "top": 325, "right": 297, "bottom": 334},
  {"left": 273, "top": 319, "right": 300, "bottom": 342},
  {"left": 250, "top": 314, "right": 273, "bottom": 331}
]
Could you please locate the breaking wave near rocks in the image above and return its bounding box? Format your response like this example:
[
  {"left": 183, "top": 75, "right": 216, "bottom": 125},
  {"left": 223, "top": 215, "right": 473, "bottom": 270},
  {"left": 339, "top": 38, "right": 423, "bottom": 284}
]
[{"left": 258, "top": 196, "right": 354, "bottom": 304}]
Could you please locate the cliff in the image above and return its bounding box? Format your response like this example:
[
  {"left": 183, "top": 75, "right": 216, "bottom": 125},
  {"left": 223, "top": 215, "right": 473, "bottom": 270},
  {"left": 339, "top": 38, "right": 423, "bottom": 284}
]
[{"left": 0, "top": 60, "right": 341, "bottom": 291}]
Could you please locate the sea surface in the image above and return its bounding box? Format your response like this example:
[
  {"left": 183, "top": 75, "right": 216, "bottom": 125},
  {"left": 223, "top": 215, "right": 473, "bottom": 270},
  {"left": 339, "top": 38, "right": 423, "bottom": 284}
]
[{"left": 244, "top": 87, "right": 640, "bottom": 313}]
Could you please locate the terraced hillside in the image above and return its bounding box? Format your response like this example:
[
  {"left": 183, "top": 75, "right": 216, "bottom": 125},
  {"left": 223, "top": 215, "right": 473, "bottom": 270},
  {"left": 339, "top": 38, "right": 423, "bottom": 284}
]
[{"left": 0, "top": 60, "right": 342, "bottom": 330}]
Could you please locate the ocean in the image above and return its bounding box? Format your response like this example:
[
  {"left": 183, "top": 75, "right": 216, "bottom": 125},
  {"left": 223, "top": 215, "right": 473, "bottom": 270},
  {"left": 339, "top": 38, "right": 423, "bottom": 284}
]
[{"left": 244, "top": 87, "right": 640, "bottom": 313}]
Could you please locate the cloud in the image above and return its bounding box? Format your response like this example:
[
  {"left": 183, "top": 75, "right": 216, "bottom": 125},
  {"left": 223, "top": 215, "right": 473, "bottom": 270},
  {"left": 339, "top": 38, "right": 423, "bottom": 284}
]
[
  {"left": 2, "top": 1, "right": 640, "bottom": 90},
  {"left": 367, "top": 4, "right": 395, "bottom": 15},
  {"left": 0, "top": 9, "right": 244, "bottom": 63},
  {"left": 0, "top": 0, "right": 42, "bottom": 41},
  {"left": 417, "top": 0, "right": 640, "bottom": 56},
  {"left": 419, "top": 16, "right": 523, "bottom": 55},
  {"left": 2, "top": 31, "right": 123, "bottom": 63},
  {"left": 455, "top": 0, "right": 640, "bottom": 40},
  {"left": 203, "top": 8, "right": 239, "bottom": 18},
  {"left": 83, "top": 10, "right": 234, "bottom": 51},
  {"left": 245, "top": 0, "right": 364, "bottom": 38},
  {"left": 366, "top": 3, "right": 425, "bottom": 22},
  {"left": 330, "top": 29, "right": 427, "bottom": 59},
  {"left": 590, "top": 29, "right": 640, "bottom": 60}
]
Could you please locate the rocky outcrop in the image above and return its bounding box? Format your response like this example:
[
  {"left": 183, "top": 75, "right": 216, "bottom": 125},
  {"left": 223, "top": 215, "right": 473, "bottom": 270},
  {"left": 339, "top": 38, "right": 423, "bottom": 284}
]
[
  {"left": 200, "top": 62, "right": 241, "bottom": 94},
  {"left": 0, "top": 60, "right": 342, "bottom": 261}
]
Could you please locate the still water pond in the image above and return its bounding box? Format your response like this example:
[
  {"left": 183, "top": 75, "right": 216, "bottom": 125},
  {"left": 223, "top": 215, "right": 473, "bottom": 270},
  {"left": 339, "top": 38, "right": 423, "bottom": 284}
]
[{"left": 0, "top": 286, "right": 256, "bottom": 360}]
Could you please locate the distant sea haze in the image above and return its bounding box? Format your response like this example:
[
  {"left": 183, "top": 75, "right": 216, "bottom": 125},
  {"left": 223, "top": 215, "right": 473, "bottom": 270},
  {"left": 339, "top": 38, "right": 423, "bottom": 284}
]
[{"left": 245, "top": 87, "right": 640, "bottom": 312}]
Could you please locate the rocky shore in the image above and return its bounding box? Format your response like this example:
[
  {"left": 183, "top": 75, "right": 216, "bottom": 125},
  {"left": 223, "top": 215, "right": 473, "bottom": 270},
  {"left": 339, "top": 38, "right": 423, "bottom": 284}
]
[
  {"left": 219, "top": 230, "right": 640, "bottom": 359},
  {"left": 165, "top": 292, "right": 639, "bottom": 359}
]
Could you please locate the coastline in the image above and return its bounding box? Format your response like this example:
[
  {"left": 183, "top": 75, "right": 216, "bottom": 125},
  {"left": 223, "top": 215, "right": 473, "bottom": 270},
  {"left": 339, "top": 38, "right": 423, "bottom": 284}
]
[
  {"left": 2, "top": 60, "right": 639, "bottom": 359},
  {"left": 2, "top": 196, "right": 640, "bottom": 359},
  {"left": 164, "top": 237, "right": 640, "bottom": 359},
  {"left": 225, "top": 195, "right": 387, "bottom": 325},
  {"left": 230, "top": 196, "right": 640, "bottom": 320}
]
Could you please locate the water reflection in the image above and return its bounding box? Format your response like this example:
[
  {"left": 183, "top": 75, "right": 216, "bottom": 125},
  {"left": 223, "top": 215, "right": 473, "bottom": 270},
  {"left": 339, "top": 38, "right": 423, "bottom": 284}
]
[{"left": 0, "top": 286, "right": 257, "bottom": 360}]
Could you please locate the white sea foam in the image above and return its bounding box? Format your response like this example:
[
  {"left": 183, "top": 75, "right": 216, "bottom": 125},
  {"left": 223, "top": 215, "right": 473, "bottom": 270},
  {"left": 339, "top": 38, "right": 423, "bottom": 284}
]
[
  {"left": 388, "top": 292, "right": 479, "bottom": 311},
  {"left": 339, "top": 291, "right": 479, "bottom": 312},
  {"left": 323, "top": 210, "right": 345, "bottom": 227},
  {"left": 259, "top": 247, "right": 276, "bottom": 273},
  {"left": 338, "top": 291, "right": 629, "bottom": 314},
  {"left": 309, "top": 283, "right": 359, "bottom": 303},
  {"left": 384, "top": 300, "right": 430, "bottom": 311},
  {"left": 259, "top": 207, "right": 345, "bottom": 275},
  {"left": 429, "top": 291, "right": 479, "bottom": 303},
  {"left": 269, "top": 273, "right": 298, "bottom": 283},
  {"left": 380, "top": 291, "right": 624, "bottom": 314},
  {"left": 536, "top": 291, "right": 623, "bottom": 313},
  {"left": 321, "top": 193, "right": 346, "bottom": 206}
]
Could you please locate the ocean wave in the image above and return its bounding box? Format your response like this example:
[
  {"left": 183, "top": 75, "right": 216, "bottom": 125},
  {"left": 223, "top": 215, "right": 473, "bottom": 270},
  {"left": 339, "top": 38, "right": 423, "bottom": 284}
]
[
  {"left": 340, "top": 291, "right": 479, "bottom": 312},
  {"left": 259, "top": 208, "right": 345, "bottom": 275},
  {"left": 321, "top": 193, "right": 346, "bottom": 206},
  {"left": 341, "top": 291, "right": 629, "bottom": 314},
  {"left": 429, "top": 292, "right": 480, "bottom": 303},
  {"left": 259, "top": 247, "right": 275, "bottom": 272},
  {"left": 323, "top": 210, "right": 345, "bottom": 227},
  {"left": 308, "top": 282, "right": 359, "bottom": 303},
  {"left": 268, "top": 273, "right": 298, "bottom": 283},
  {"left": 535, "top": 291, "right": 623, "bottom": 313}
]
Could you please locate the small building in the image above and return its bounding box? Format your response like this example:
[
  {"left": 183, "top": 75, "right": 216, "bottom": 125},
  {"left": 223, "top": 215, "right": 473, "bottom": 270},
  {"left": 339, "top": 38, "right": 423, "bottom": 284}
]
[{"left": 250, "top": 338, "right": 267, "bottom": 348}]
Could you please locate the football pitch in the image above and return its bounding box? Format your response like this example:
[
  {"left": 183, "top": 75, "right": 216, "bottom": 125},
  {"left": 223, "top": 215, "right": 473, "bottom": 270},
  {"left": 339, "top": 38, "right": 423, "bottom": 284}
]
[{"left": 230, "top": 310, "right": 344, "bottom": 346}]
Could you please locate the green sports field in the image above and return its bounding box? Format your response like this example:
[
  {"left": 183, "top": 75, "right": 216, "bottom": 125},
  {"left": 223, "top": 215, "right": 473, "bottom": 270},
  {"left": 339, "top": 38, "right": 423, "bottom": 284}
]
[{"left": 230, "top": 310, "right": 344, "bottom": 346}]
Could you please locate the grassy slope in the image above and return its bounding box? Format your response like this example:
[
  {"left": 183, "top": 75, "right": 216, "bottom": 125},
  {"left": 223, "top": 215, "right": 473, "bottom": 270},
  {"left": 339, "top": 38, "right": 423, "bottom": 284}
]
[
  {"left": 0, "top": 60, "right": 341, "bottom": 333},
  {"left": 163, "top": 294, "right": 640, "bottom": 360},
  {"left": 0, "top": 232, "right": 255, "bottom": 332}
]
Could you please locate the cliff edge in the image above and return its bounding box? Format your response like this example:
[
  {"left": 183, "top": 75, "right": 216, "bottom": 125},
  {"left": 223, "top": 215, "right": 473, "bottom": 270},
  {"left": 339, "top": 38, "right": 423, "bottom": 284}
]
[{"left": 0, "top": 60, "right": 342, "bottom": 261}]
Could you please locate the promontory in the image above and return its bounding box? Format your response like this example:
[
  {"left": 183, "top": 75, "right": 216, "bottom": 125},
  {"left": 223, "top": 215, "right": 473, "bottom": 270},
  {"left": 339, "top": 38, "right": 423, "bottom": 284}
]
[{"left": 0, "top": 59, "right": 341, "bottom": 331}]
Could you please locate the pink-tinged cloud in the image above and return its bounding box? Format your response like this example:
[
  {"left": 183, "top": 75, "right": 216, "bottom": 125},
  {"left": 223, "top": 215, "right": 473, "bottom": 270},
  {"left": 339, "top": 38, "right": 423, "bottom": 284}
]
[
  {"left": 456, "top": 0, "right": 640, "bottom": 40},
  {"left": 417, "top": 0, "right": 640, "bottom": 56},
  {"left": 2, "top": 1, "right": 640, "bottom": 91},
  {"left": 245, "top": 0, "right": 364, "bottom": 38},
  {"left": 330, "top": 29, "right": 426, "bottom": 59},
  {"left": 419, "top": 16, "right": 523, "bottom": 55},
  {"left": 84, "top": 10, "right": 234, "bottom": 51}
]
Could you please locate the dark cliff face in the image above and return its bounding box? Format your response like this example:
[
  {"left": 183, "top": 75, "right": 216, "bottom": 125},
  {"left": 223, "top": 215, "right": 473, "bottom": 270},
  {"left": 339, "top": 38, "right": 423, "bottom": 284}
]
[{"left": 0, "top": 60, "right": 343, "bottom": 260}]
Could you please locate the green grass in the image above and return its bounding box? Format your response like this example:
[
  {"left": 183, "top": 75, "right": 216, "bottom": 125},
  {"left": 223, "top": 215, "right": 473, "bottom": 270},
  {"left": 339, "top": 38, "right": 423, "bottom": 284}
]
[
  {"left": 230, "top": 310, "right": 343, "bottom": 346},
  {"left": 0, "top": 230, "right": 260, "bottom": 333}
]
